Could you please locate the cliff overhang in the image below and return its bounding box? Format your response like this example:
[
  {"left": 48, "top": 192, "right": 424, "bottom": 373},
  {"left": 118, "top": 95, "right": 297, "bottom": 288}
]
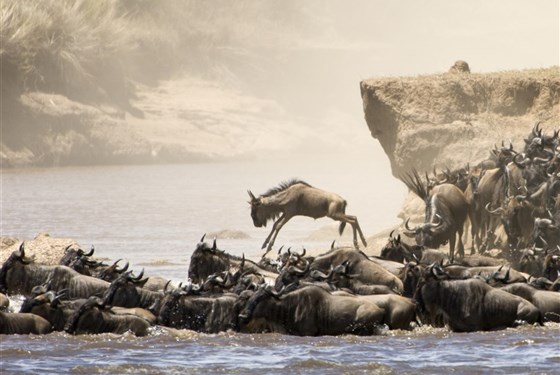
[{"left": 360, "top": 66, "right": 560, "bottom": 178}]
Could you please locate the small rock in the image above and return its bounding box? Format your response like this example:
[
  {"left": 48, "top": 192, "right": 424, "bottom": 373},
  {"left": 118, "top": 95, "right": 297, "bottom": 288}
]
[{"left": 449, "top": 60, "right": 471, "bottom": 73}]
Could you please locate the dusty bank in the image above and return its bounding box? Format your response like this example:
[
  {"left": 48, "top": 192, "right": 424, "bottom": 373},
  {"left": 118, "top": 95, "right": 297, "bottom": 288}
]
[{"left": 0, "top": 233, "right": 80, "bottom": 266}]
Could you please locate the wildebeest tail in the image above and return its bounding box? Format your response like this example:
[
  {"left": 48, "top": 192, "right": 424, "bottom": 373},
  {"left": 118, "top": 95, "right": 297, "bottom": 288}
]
[
  {"left": 399, "top": 169, "right": 428, "bottom": 201},
  {"left": 339, "top": 222, "right": 346, "bottom": 235}
]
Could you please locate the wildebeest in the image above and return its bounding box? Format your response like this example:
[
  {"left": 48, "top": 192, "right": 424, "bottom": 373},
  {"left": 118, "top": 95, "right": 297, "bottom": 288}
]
[
  {"left": 157, "top": 285, "right": 238, "bottom": 333},
  {"left": 19, "top": 290, "right": 82, "bottom": 331},
  {"left": 326, "top": 260, "right": 398, "bottom": 295},
  {"left": 0, "top": 243, "right": 111, "bottom": 299},
  {"left": 334, "top": 291, "right": 416, "bottom": 330},
  {"left": 0, "top": 311, "right": 52, "bottom": 335},
  {"left": 499, "top": 283, "right": 560, "bottom": 322},
  {"left": 188, "top": 236, "right": 278, "bottom": 285},
  {"left": 486, "top": 195, "right": 534, "bottom": 251},
  {"left": 237, "top": 284, "right": 385, "bottom": 336},
  {"left": 444, "top": 264, "right": 527, "bottom": 283},
  {"left": 401, "top": 170, "right": 468, "bottom": 262},
  {"left": 309, "top": 247, "right": 403, "bottom": 293},
  {"left": 59, "top": 245, "right": 98, "bottom": 275},
  {"left": 414, "top": 264, "right": 542, "bottom": 332},
  {"left": 64, "top": 296, "right": 151, "bottom": 336},
  {"left": 380, "top": 230, "right": 422, "bottom": 263},
  {"left": 0, "top": 243, "right": 55, "bottom": 295},
  {"left": 248, "top": 179, "right": 367, "bottom": 253},
  {"left": 533, "top": 217, "right": 560, "bottom": 249},
  {"left": 102, "top": 270, "right": 163, "bottom": 312}
]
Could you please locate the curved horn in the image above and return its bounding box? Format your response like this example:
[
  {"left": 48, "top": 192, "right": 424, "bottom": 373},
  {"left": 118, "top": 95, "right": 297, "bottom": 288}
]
[
  {"left": 277, "top": 245, "right": 284, "bottom": 255},
  {"left": 212, "top": 238, "right": 217, "bottom": 251},
  {"left": 163, "top": 280, "right": 172, "bottom": 293},
  {"left": 17, "top": 241, "right": 25, "bottom": 257},
  {"left": 428, "top": 214, "right": 443, "bottom": 228},
  {"left": 532, "top": 122, "right": 541, "bottom": 137},
  {"left": 404, "top": 218, "right": 419, "bottom": 233},
  {"left": 200, "top": 233, "right": 206, "bottom": 243},
  {"left": 485, "top": 202, "right": 503, "bottom": 215},
  {"left": 288, "top": 260, "right": 310, "bottom": 276},
  {"left": 247, "top": 190, "right": 257, "bottom": 201},
  {"left": 131, "top": 268, "right": 145, "bottom": 281},
  {"left": 513, "top": 153, "right": 527, "bottom": 169},
  {"left": 309, "top": 269, "right": 331, "bottom": 281},
  {"left": 44, "top": 290, "right": 57, "bottom": 303},
  {"left": 85, "top": 245, "right": 95, "bottom": 257},
  {"left": 31, "top": 284, "right": 48, "bottom": 296},
  {"left": 117, "top": 261, "right": 129, "bottom": 273},
  {"left": 268, "top": 284, "right": 286, "bottom": 298},
  {"left": 331, "top": 240, "right": 336, "bottom": 250}
]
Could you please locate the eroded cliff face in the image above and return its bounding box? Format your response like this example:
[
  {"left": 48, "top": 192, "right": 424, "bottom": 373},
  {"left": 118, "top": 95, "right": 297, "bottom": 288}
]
[{"left": 361, "top": 67, "right": 560, "bottom": 178}]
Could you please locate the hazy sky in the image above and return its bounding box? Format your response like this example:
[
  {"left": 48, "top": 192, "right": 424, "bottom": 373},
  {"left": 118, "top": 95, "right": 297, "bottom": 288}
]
[
  {"left": 237, "top": 0, "right": 559, "bottom": 162},
  {"left": 304, "top": 0, "right": 558, "bottom": 75}
]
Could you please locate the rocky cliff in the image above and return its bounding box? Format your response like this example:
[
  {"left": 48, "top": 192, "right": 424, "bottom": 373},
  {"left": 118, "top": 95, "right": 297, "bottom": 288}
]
[{"left": 360, "top": 66, "right": 560, "bottom": 178}]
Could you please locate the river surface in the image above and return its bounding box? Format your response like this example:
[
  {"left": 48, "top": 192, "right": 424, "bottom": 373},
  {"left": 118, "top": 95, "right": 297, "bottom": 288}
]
[{"left": 1, "top": 160, "right": 559, "bottom": 374}]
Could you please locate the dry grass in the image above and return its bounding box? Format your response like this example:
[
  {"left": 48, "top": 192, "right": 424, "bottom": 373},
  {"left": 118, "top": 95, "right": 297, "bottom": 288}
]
[
  {"left": 0, "top": 0, "right": 316, "bottom": 106},
  {"left": 1, "top": 0, "right": 134, "bottom": 98}
]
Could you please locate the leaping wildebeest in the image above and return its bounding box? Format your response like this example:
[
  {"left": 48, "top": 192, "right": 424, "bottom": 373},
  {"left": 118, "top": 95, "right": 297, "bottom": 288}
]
[{"left": 248, "top": 179, "right": 367, "bottom": 254}]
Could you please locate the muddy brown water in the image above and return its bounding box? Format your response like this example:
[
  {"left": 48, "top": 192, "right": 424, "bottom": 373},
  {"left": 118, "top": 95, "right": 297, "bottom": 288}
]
[{"left": 2, "top": 162, "right": 558, "bottom": 374}]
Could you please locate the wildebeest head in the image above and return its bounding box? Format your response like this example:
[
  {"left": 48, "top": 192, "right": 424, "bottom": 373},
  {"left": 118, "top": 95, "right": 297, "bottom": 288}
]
[
  {"left": 188, "top": 235, "right": 230, "bottom": 284},
  {"left": 380, "top": 230, "right": 402, "bottom": 261},
  {"left": 404, "top": 215, "right": 449, "bottom": 249},
  {"left": 381, "top": 230, "right": 422, "bottom": 263},
  {"left": 0, "top": 242, "right": 34, "bottom": 293},
  {"left": 247, "top": 190, "right": 267, "bottom": 228},
  {"left": 275, "top": 260, "right": 310, "bottom": 290},
  {"left": 544, "top": 253, "right": 560, "bottom": 281},
  {"left": 411, "top": 262, "right": 449, "bottom": 312},
  {"left": 59, "top": 245, "right": 94, "bottom": 267},
  {"left": 486, "top": 195, "right": 533, "bottom": 251},
  {"left": 399, "top": 261, "right": 425, "bottom": 298},
  {"left": 64, "top": 296, "right": 105, "bottom": 334},
  {"left": 238, "top": 283, "right": 285, "bottom": 323},
  {"left": 524, "top": 122, "right": 559, "bottom": 158},
  {"left": 533, "top": 217, "right": 560, "bottom": 248},
  {"left": 517, "top": 247, "right": 545, "bottom": 277},
  {"left": 95, "top": 259, "right": 129, "bottom": 282},
  {"left": 103, "top": 269, "right": 148, "bottom": 306},
  {"left": 157, "top": 282, "right": 198, "bottom": 327}
]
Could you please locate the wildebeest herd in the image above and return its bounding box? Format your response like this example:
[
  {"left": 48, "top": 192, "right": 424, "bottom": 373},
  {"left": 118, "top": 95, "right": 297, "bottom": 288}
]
[{"left": 1, "top": 123, "right": 559, "bottom": 336}]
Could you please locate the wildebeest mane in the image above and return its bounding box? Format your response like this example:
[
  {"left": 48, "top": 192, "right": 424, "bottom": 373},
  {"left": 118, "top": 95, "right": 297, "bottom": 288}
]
[
  {"left": 399, "top": 169, "right": 428, "bottom": 201},
  {"left": 261, "top": 179, "right": 311, "bottom": 198}
]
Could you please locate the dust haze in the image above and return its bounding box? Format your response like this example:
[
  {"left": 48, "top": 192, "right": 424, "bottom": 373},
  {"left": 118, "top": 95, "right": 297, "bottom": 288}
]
[
  {"left": 124, "top": 0, "right": 558, "bottom": 224},
  {"left": 123, "top": 0, "right": 558, "bottom": 163},
  {"left": 2, "top": 0, "right": 558, "bottom": 240}
]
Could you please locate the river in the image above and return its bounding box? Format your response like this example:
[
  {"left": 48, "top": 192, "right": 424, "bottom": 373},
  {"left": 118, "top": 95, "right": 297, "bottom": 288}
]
[{"left": 1, "top": 159, "right": 558, "bottom": 374}]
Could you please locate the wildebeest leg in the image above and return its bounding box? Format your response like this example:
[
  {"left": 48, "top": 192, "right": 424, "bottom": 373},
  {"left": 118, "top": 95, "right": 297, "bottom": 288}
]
[
  {"left": 457, "top": 229, "right": 465, "bottom": 259},
  {"left": 449, "top": 234, "right": 456, "bottom": 263},
  {"left": 262, "top": 214, "right": 289, "bottom": 252},
  {"left": 332, "top": 214, "right": 367, "bottom": 249}
]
